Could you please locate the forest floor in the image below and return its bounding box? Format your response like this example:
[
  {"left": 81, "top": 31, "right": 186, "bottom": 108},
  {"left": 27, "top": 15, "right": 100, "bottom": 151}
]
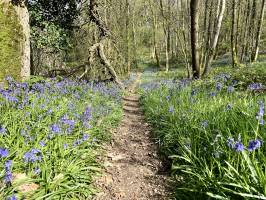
[{"left": 94, "top": 73, "right": 173, "bottom": 200}]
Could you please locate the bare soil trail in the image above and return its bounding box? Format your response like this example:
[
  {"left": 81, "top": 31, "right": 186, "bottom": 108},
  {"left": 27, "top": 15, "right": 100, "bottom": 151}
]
[{"left": 94, "top": 74, "right": 173, "bottom": 200}]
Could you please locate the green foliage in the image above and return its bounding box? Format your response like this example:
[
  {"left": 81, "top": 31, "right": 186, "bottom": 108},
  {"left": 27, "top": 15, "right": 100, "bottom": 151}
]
[
  {"left": 210, "top": 62, "right": 266, "bottom": 90},
  {"left": 31, "top": 21, "right": 70, "bottom": 51},
  {"left": 0, "top": 3, "right": 23, "bottom": 81},
  {"left": 140, "top": 67, "right": 266, "bottom": 199}
]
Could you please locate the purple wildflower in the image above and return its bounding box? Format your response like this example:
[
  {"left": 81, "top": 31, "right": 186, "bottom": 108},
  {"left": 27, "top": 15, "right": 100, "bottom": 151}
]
[
  {"left": 4, "top": 171, "right": 12, "bottom": 184},
  {"left": 0, "top": 148, "right": 9, "bottom": 158},
  {"left": 248, "top": 83, "right": 264, "bottom": 90},
  {"left": 248, "top": 140, "right": 262, "bottom": 152},
  {"left": 83, "top": 134, "right": 90, "bottom": 141},
  {"left": 63, "top": 144, "right": 68, "bottom": 149},
  {"left": 169, "top": 106, "right": 174, "bottom": 114},
  {"left": 209, "top": 92, "right": 216, "bottom": 97},
  {"left": 5, "top": 160, "right": 12, "bottom": 171},
  {"left": 23, "top": 149, "right": 42, "bottom": 163},
  {"left": 34, "top": 167, "right": 41, "bottom": 175},
  {"left": 232, "top": 80, "right": 238, "bottom": 85},
  {"left": 39, "top": 141, "right": 46, "bottom": 147},
  {"left": 0, "top": 126, "right": 6, "bottom": 134},
  {"left": 7, "top": 194, "right": 17, "bottom": 200},
  {"left": 234, "top": 142, "right": 244, "bottom": 152},
  {"left": 227, "top": 86, "right": 234, "bottom": 93},
  {"left": 216, "top": 83, "right": 223, "bottom": 91},
  {"left": 50, "top": 124, "right": 61, "bottom": 134},
  {"left": 201, "top": 121, "right": 208, "bottom": 128}
]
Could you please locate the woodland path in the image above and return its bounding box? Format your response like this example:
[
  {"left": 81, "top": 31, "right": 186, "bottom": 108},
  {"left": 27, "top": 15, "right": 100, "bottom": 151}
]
[{"left": 94, "top": 74, "right": 172, "bottom": 200}]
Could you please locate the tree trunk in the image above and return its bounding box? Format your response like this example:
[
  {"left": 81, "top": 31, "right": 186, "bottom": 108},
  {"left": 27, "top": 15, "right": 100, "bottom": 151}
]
[
  {"left": 0, "top": 0, "right": 30, "bottom": 81},
  {"left": 251, "top": 0, "right": 265, "bottom": 62},
  {"left": 190, "top": 0, "right": 200, "bottom": 78},
  {"left": 231, "top": 0, "right": 239, "bottom": 68},
  {"left": 203, "top": 0, "right": 226, "bottom": 76},
  {"left": 125, "top": 0, "right": 130, "bottom": 73}
]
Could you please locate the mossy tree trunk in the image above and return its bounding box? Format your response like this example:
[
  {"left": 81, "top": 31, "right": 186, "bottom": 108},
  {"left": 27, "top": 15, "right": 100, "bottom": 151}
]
[{"left": 0, "top": 0, "right": 30, "bottom": 82}]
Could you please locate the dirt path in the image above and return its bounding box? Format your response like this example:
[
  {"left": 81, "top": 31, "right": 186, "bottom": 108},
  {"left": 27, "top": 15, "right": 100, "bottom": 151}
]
[{"left": 94, "top": 74, "right": 172, "bottom": 200}]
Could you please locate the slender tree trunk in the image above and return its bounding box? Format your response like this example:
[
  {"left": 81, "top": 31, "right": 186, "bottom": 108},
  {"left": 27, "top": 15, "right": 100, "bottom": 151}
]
[
  {"left": 203, "top": 0, "right": 226, "bottom": 76},
  {"left": 240, "top": 1, "right": 250, "bottom": 62},
  {"left": 231, "top": 0, "right": 239, "bottom": 68},
  {"left": 125, "top": 0, "right": 130, "bottom": 73},
  {"left": 251, "top": 0, "right": 265, "bottom": 62},
  {"left": 150, "top": 0, "right": 161, "bottom": 69},
  {"left": 190, "top": 0, "right": 200, "bottom": 78}
]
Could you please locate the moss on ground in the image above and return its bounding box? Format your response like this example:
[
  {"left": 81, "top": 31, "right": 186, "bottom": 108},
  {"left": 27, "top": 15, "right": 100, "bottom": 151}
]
[{"left": 0, "top": 3, "right": 23, "bottom": 81}]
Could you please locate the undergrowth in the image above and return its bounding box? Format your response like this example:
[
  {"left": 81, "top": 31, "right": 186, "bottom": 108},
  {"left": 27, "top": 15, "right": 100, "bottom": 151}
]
[{"left": 140, "top": 63, "right": 266, "bottom": 199}]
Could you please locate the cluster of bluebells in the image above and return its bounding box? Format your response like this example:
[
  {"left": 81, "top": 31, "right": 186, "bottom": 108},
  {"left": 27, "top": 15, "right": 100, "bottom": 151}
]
[
  {"left": 1, "top": 147, "right": 13, "bottom": 186},
  {"left": 0, "top": 76, "right": 123, "bottom": 199},
  {"left": 23, "top": 149, "right": 42, "bottom": 163},
  {"left": 214, "top": 73, "right": 231, "bottom": 83},
  {"left": 227, "top": 136, "right": 262, "bottom": 152},
  {"left": 4, "top": 160, "right": 13, "bottom": 185},
  {"left": 248, "top": 83, "right": 264, "bottom": 90},
  {"left": 0, "top": 148, "right": 9, "bottom": 158}
]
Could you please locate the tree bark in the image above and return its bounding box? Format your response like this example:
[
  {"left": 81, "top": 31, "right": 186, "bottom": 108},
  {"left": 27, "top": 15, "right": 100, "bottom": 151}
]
[
  {"left": 231, "top": 0, "right": 239, "bottom": 68},
  {"left": 251, "top": 0, "right": 265, "bottom": 62},
  {"left": 203, "top": 0, "right": 226, "bottom": 76},
  {"left": 190, "top": 0, "right": 200, "bottom": 78},
  {"left": 125, "top": 0, "right": 130, "bottom": 73},
  {"left": 0, "top": 0, "right": 30, "bottom": 80}
]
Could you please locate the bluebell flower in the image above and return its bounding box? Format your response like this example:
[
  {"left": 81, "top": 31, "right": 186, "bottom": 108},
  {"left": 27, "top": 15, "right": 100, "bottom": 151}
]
[
  {"left": 227, "top": 86, "right": 234, "bottom": 93},
  {"left": 39, "top": 141, "right": 46, "bottom": 147},
  {"left": 4, "top": 170, "right": 12, "bottom": 184},
  {"left": 248, "top": 139, "right": 262, "bottom": 152},
  {"left": 73, "top": 139, "right": 83, "bottom": 147},
  {"left": 201, "top": 121, "right": 208, "bottom": 128},
  {"left": 216, "top": 82, "right": 223, "bottom": 91},
  {"left": 232, "top": 80, "right": 238, "bottom": 85},
  {"left": 63, "top": 144, "right": 68, "bottom": 149},
  {"left": 0, "top": 148, "right": 9, "bottom": 158},
  {"left": 83, "top": 134, "right": 90, "bottom": 141},
  {"left": 259, "top": 119, "right": 265, "bottom": 125},
  {"left": 248, "top": 83, "right": 264, "bottom": 90},
  {"left": 169, "top": 106, "right": 174, "bottom": 114},
  {"left": 209, "top": 92, "right": 216, "bottom": 97},
  {"left": 23, "top": 149, "right": 42, "bottom": 163},
  {"left": 34, "top": 167, "right": 41, "bottom": 175},
  {"left": 7, "top": 194, "right": 17, "bottom": 200},
  {"left": 234, "top": 142, "right": 244, "bottom": 152},
  {"left": 0, "top": 126, "right": 6, "bottom": 134},
  {"left": 5, "top": 160, "right": 12, "bottom": 171},
  {"left": 50, "top": 124, "right": 61, "bottom": 134}
]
